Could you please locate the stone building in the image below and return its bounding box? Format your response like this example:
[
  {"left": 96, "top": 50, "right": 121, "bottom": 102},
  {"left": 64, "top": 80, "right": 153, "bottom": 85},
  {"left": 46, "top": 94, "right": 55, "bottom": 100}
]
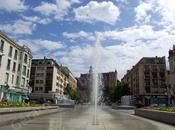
[
  {"left": 122, "top": 57, "right": 167, "bottom": 105},
  {"left": 0, "top": 31, "right": 32, "bottom": 102}
]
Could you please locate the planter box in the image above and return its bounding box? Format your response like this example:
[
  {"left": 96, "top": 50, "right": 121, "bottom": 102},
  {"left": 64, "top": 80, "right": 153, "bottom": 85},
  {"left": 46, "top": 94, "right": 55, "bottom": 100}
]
[{"left": 135, "top": 109, "right": 175, "bottom": 125}]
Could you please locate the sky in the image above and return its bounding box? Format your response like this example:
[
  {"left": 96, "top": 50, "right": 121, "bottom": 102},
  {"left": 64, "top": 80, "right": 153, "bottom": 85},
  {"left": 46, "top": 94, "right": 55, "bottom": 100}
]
[{"left": 0, "top": 0, "right": 175, "bottom": 79}]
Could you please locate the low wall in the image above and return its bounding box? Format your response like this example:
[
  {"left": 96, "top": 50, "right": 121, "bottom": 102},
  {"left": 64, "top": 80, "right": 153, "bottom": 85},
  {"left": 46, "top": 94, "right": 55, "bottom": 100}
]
[
  {"left": 0, "top": 106, "right": 59, "bottom": 126},
  {"left": 112, "top": 104, "right": 135, "bottom": 110},
  {"left": 135, "top": 109, "right": 175, "bottom": 125}
]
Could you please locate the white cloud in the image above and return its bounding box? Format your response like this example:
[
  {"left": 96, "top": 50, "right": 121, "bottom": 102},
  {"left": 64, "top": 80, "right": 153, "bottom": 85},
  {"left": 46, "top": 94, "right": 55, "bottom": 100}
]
[
  {"left": 33, "top": 2, "right": 57, "bottom": 16},
  {"left": 19, "top": 39, "right": 64, "bottom": 52},
  {"left": 0, "top": 20, "right": 36, "bottom": 35},
  {"left": 63, "top": 31, "right": 95, "bottom": 41},
  {"left": 33, "top": 0, "right": 80, "bottom": 20},
  {"left": 18, "top": 39, "right": 64, "bottom": 59},
  {"left": 135, "top": 1, "right": 153, "bottom": 24},
  {"left": 60, "top": 45, "right": 93, "bottom": 76},
  {"left": 0, "top": 0, "right": 27, "bottom": 12},
  {"left": 101, "top": 25, "right": 168, "bottom": 42},
  {"left": 155, "top": 0, "right": 175, "bottom": 26},
  {"left": 55, "top": 0, "right": 80, "bottom": 20},
  {"left": 60, "top": 24, "right": 175, "bottom": 79},
  {"left": 74, "top": 1, "right": 120, "bottom": 25},
  {"left": 22, "top": 16, "right": 51, "bottom": 24},
  {"left": 135, "top": 0, "right": 175, "bottom": 26}
]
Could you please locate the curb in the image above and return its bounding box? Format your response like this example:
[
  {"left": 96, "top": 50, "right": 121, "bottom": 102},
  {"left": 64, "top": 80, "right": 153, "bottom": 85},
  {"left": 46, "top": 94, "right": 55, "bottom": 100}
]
[
  {"left": 0, "top": 107, "right": 59, "bottom": 127},
  {"left": 135, "top": 109, "right": 175, "bottom": 126},
  {"left": 0, "top": 106, "right": 58, "bottom": 114}
]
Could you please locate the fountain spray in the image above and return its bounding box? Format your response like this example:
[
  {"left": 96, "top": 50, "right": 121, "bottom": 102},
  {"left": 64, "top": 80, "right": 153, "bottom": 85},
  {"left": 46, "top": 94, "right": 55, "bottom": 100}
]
[{"left": 92, "top": 33, "right": 101, "bottom": 125}]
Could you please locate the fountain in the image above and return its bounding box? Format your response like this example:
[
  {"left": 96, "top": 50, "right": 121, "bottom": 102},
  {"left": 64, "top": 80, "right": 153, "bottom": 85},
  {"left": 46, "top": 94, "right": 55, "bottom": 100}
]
[
  {"left": 112, "top": 95, "right": 135, "bottom": 110},
  {"left": 85, "top": 33, "right": 106, "bottom": 130},
  {"left": 92, "top": 33, "right": 101, "bottom": 125}
]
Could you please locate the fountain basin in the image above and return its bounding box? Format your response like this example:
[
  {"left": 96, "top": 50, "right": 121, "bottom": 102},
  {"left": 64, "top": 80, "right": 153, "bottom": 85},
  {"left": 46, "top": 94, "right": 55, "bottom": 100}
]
[
  {"left": 112, "top": 105, "right": 135, "bottom": 110},
  {"left": 84, "top": 123, "right": 106, "bottom": 130}
]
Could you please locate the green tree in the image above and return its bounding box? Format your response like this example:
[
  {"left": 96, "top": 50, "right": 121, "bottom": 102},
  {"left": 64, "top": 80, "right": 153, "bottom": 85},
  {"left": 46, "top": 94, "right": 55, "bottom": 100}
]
[
  {"left": 64, "top": 84, "right": 82, "bottom": 102},
  {"left": 108, "top": 82, "right": 131, "bottom": 103}
]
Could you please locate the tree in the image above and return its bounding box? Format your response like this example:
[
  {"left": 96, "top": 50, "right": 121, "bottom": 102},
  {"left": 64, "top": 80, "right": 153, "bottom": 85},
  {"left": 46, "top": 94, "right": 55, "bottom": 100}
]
[
  {"left": 105, "top": 82, "right": 131, "bottom": 103},
  {"left": 64, "top": 84, "right": 82, "bottom": 102}
]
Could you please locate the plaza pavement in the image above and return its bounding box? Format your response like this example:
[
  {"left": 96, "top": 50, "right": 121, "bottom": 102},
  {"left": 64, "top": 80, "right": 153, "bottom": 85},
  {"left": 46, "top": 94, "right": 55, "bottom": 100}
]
[{"left": 0, "top": 105, "right": 174, "bottom": 130}]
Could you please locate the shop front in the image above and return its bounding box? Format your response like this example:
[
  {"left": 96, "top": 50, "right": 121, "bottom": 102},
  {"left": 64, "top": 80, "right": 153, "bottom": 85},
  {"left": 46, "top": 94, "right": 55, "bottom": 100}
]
[
  {"left": 0, "top": 85, "right": 29, "bottom": 103},
  {"left": 138, "top": 95, "right": 168, "bottom": 106}
]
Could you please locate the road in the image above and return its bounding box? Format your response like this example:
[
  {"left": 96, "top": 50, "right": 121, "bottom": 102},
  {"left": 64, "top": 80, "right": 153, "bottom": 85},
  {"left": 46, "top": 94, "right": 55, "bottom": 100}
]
[{"left": 0, "top": 106, "right": 174, "bottom": 130}]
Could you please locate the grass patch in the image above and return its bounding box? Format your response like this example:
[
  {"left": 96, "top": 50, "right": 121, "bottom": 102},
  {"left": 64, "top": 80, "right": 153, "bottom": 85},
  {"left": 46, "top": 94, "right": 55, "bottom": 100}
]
[
  {"left": 0, "top": 102, "right": 45, "bottom": 108},
  {"left": 146, "top": 107, "right": 175, "bottom": 112}
]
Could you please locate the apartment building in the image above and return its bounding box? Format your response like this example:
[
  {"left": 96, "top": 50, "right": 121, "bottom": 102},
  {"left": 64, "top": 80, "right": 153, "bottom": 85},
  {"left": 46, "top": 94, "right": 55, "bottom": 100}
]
[
  {"left": 0, "top": 31, "right": 32, "bottom": 102},
  {"left": 30, "top": 58, "right": 77, "bottom": 94},
  {"left": 61, "top": 66, "right": 77, "bottom": 90},
  {"left": 30, "top": 58, "right": 67, "bottom": 95},
  {"left": 168, "top": 46, "right": 175, "bottom": 103},
  {"left": 122, "top": 57, "right": 167, "bottom": 105}
]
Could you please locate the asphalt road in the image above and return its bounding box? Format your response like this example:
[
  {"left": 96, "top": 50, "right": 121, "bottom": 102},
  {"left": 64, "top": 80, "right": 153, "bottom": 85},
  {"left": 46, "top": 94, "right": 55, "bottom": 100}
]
[{"left": 0, "top": 106, "right": 175, "bottom": 130}]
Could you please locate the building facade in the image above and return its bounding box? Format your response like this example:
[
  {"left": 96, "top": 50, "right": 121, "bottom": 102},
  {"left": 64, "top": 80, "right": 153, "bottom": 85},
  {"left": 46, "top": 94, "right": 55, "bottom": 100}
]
[
  {"left": 30, "top": 58, "right": 69, "bottom": 95},
  {"left": 78, "top": 66, "right": 118, "bottom": 101},
  {"left": 168, "top": 46, "right": 175, "bottom": 103},
  {"left": 0, "top": 31, "right": 32, "bottom": 102},
  {"left": 61, "top": 66, "right": 77, "bottom": 90},
  {"left": 30, "top": 58, "right": 77, "bottom": 103},
  {"left": 122, "top": 57, "right": 167, "bottom": 105}
]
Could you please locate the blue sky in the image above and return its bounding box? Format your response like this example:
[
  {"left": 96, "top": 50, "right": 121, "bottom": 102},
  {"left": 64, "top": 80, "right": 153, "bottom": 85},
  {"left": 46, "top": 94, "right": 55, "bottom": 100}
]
[{"left": 0, "top": 0, "right": 175, "bottom": 79}]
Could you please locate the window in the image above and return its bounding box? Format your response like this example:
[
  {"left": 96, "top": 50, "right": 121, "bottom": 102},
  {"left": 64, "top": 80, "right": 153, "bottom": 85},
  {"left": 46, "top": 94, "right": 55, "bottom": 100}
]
[
  {"left": 27, "top": 69, "right": 30, "bottom": 78},
  {"left": 152, "top": 72, "right": 157, "bottom": 78},
  {"left": 14, "top": 49, "right": 18, "bottom": 60},
  {"left": 26, "top": 80, "right": 28, "bottom": 85},
  {"left": 35, "top": 87, "right": 39, "bottom": 91},
  {"left": 24, "top": 54, "right": 27, "bottom": 63},
  {"left": 36, "top": 80, "right": 39, "bottom": 84},
  {"left": 21, "top": 77, "right": 25, "bottom": 87},
  {"left": 159, "top": 65, "right": 165, "bottom": 72},
  {"left": 5, "top": 73, "right": 9, "bottom": 84},
  {"left": 0, "top": 55, "right": 2, "bottom": 66},
  {"left": 22, "top": 65, "right": 27, "bottom": 75},
  {"left": 28, "top": 59, "right": 31, "bottom": 67},
  {"left": 35, "top": 80, "right": 44, "bottom": 84},
  {"left": 6, "top": 59, "right": 11, "bottom": 70},
  {"left": 0, "top": 40, "right": 4, "bottom": 52},
  {"left": 40, "top": 80, "right": 43, "bottom": 84},
  {"left": 11, "top": 75, "right": 14, "bottom": 84},
  {"left": 39, "top": 87, "right": 43, "bottom": 91},
  {"left": 8, "top": 46, "right": 13, "bottom": 57},
  {"left": 19, "top": 52, "right": 22, "bottom": 60},
  {"left": 12, "top": 62, "right": 16, "bottom": 72},
  {"left": 144, "top": 65, "right": 150, "bottom": 71},
  {"left": 18, "top": 64, "right": 21, "bottom": 72},
  {"left": 16, "top": 76, "right": 19, "bottom": 85},
  {"left": 145, "top": 86, "right": 151, "bottom": 93},
  {"left": 36, "top": 73, "right": 44, "bottom": 77}
]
